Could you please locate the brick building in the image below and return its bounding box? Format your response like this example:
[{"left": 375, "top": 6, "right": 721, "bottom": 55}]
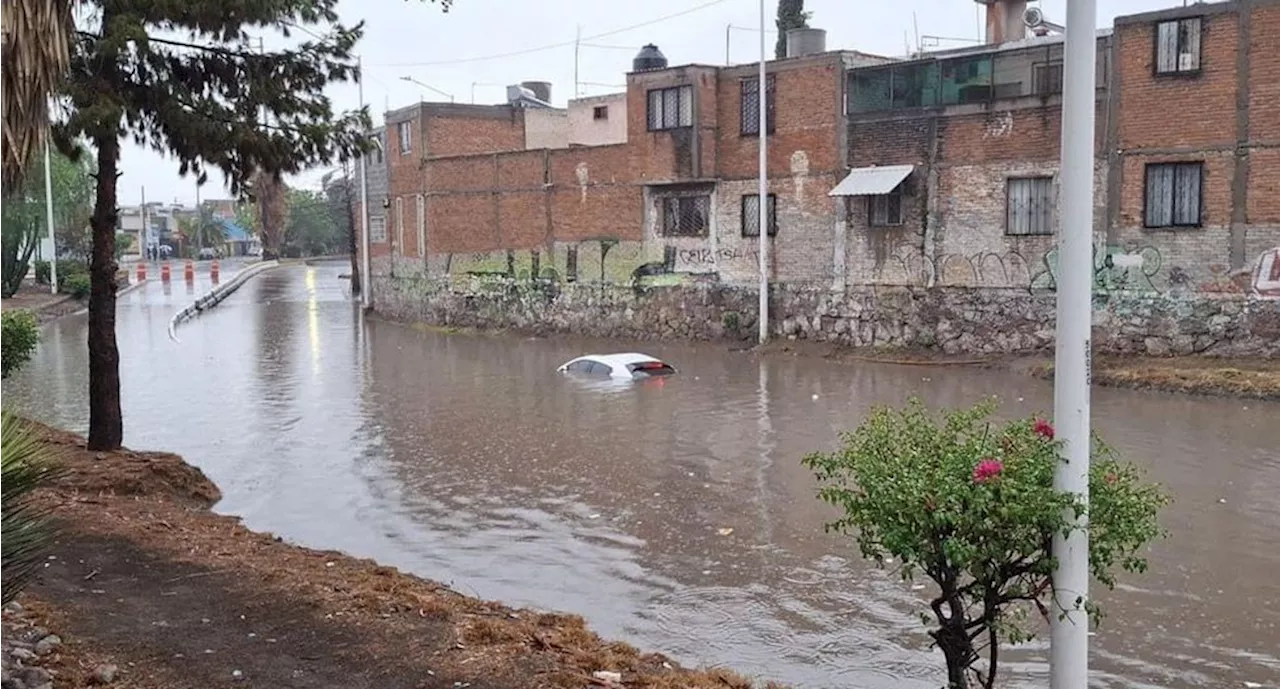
[{"left": 363, "top": 0, "right": 1279, "bottom": 298}]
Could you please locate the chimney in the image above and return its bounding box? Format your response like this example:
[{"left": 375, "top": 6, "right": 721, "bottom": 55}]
[{"left": 975, "top": 0, "right": 1028, "bottom": 45}]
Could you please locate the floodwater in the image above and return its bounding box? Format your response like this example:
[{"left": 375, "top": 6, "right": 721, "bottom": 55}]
[{"left": 5, "top": 261, "right": 1278, "bottom": 689}]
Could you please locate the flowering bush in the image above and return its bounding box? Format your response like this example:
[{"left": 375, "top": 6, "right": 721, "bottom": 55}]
[{"left": 802, "top": 397, "right": 1168, "bottom": 689}]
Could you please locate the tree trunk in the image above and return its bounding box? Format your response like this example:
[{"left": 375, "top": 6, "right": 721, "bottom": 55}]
[
  {"left": 344, "top": 171, "right": 360, "bottom": 296},
  {"left": 86, "top": 132, "right": 122, "bottom": 451}
]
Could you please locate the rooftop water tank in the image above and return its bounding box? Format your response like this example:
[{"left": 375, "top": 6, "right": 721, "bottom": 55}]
[
  {"left": 520, "top": 81, "right": 552, "bottom": 103},
  {"left": 633, "top": 44, "right": 668, "bottom": 72},
  {"left": 786, "top": 28, "right": 827, "bottom": 58}
]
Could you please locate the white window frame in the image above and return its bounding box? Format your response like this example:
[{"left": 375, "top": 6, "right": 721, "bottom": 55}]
[
  {"left": 369, "top": 216, "right": 387, "bottom": 243},
  {"left": 397, "top": 121, "right": 412, "bottom": 155},
  {"left": 646, "top": 85, "right": 694, "bottom": 131},
  {"left": 1005, "top": 177, "right": 1056, "bottom": 236},
  {"left": 415, "top": 194, "right": 426, "bottom": 256}
]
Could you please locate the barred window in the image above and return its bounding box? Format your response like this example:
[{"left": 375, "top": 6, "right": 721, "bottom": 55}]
[
  {"left": 741, "top": 194, "right": 777, "bottom": 237},
  {"left": 868, "top": 188, "right": 903, "bottom": 227},
  {"left": 369, "top": 216, "right": 387, "bottom": 243},
  {"left": 1006, "top": 177, "right": 1055, "bottom": 236},
  {"left": 1145, "top": 162, "right": 1202, "bottom": 228},
  {"left": 1032, "top": 62, "right": 1063, "bottom": 96},
  {"left": 740, "top": 74, "right": 776, "bottom": 136},
  {"left": 397, "top": 121, "right": 412, "bottom": 155},
  {"left": 1155, "top": 17, "right": 1202, "bottom": 74},
  {"left": 660, "top": 196, "right": 710, "bottom": 237},
  {"left": 647, "top": 86, "right": 694, "bottom": 131}
]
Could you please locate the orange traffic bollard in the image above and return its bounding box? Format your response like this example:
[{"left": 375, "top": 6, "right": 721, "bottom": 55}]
[
  {"left": 210, "top": 260, "right": 220, "bottom": 281},
  {"left": 136, "top": 262, "right": 147, "bottom": 281},
  {"left": 160, "top": 262, "right": 171, "bottom": 282},
  {"left": 184, "top": 259, "right": 194, "bottom": 281}
]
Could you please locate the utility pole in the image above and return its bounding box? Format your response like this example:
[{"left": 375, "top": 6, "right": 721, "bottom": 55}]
[
  {"left": 574, "top": 25, "right": 582, "bottom": 98},
  {"left": 43, "top": 139, "right": 58, "bottom": 294},
  {"left": 756, "top": 0, "right": 769, "bottom": 344},
  {"left": 141, "top": 186, "right": 149, "bottom": 262},
  {"left": 195, "top": 179, "right": 202, "bottom": 255},
  {"left": 1050, "top": 2, "right": 1097, "bottom": 689}
]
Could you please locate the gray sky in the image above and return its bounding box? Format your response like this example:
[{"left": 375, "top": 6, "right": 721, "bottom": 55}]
[{"left": 120, "top": 0, "right": 1179, "bottom": 207}]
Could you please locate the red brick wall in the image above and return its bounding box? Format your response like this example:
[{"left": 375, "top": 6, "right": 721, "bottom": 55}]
[
  {"left": 550, "top": 146, "right": 644, "bottom": 242},
  {"left": 625, "top": 66, "right": 717, "bottom": 182},
  {"left": 386, "top": 113, "right": 422, "bottom": 258},
  {"left": 1247, "top": 3, "right": 1280, "bottom": 225},
  {"left": 1115, "top": 13, "right": 1238, "bottom": 151},
  {"left": 717, "top": 57, "right": 843, "bottom": 180},
  {"left": 427, "top": 111, "right": 526, "bottom": 157}
]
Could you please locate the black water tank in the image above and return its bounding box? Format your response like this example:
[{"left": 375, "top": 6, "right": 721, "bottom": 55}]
[{"left": 633, "top": 44, "right": 668, "bottom": 72}]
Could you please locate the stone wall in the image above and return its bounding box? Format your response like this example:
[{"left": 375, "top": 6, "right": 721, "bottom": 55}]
[{"left": 371, "top": 272, "right": 1280, "bottom": 358}]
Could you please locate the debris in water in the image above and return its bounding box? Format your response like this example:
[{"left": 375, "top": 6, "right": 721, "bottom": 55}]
[
  {"left": 593, "top": 670, "right": 623, "bottom": 685},
  {"left": 717, "top": 527, "right": 734, "bottom": 536}
]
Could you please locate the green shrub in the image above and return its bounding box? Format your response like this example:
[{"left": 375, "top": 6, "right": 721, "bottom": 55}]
[
  {"left": 803, "top": 398, "right": 1168, "bottom": 689},
  {"left": 33, "top": 260, "right": 51, "bottom": 285},
  {"left": 1, "top": 310, "right": 40, "bottom": 379},
  {"left": 1, "top": 411, "right": 64, "bottom": 604},
  {"left": 62, "top": 273, "right": 91, "bottom": 299}
]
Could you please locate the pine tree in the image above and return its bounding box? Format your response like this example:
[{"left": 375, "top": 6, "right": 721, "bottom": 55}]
[
  {"left": 55, "top": 1, "right": 449, "bottom": 450},
  {"left": 775, "top": 0, "right": 811, "bottom": 59}
]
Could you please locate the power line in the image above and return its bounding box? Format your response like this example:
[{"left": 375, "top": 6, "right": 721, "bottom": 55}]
[{"left": 377, "top": 0, "right": 732, "bottom": 67}]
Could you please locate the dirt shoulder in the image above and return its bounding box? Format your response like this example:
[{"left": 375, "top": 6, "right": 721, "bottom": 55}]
[
  {"left": 750, "top": 340, "right": 1279, "bottom": 400},
  {"left": 1, "top": 285, "right": 82, "bottom": 325},
  {"left": 7, "top": 421, "right": 773, "bottom": 689}
]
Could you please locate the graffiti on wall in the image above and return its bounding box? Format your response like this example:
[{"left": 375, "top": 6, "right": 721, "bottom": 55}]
[{"left": 871, "top": 239, "right": 1171, "bottom": 293}]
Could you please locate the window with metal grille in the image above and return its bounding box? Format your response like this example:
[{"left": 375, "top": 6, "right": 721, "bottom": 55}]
[
  {"left": 1006, "top": 177, "right": 1056, "bottom": 236},
  {"left": 593, "top": 105, "right": 608, "bottom": 120},
  {"left": 740, "top": 74, "right": 776, "bottom": 136},
  {"left": 1033, "top": 62, "right": 1063, "bottom": 95},
  {"left": 647, "top": 85, "right": 694, "bottom": 131},
  {"left": 369, "top": 216, "right": 387, "bottom": 243},
  {"left": 565, "top": 245, "right": 578, "bottom": 282},
  {"left": 867, "top": 188, "right": 904, "bottom": 227},
  {"left": 741, "top": 194, "right": 777, "bottom": 237},
  {"left": 397, "top": 121, "right": 412, "bottom": 154},
  {"left": 1155, "top": 17, "right": 1201, "bottom": 74},
  {"left": 660, "top": 196, "right": 710, "bottom": 237},
  {"left": 1145, "top": 162, "right": 1202, "bottom": 228}
]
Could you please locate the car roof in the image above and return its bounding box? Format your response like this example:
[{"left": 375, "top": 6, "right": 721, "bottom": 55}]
[{"left": 569, "top": 352, "right": 665, "bottom": 368}]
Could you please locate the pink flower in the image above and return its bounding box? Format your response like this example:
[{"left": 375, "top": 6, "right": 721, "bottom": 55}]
[
  {"left": 973, "top": 458, "right": 1004, "bottom": 484},
  {"left": 1033, "top": 418, "right": 1055, "bottom": 440}
]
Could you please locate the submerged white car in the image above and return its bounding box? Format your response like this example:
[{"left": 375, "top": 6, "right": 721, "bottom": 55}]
[{"left": 557, "top": 353, "right": 678, "bottom": 379}]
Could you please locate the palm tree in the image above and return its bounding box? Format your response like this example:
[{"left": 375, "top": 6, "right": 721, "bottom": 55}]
[
  {"left": 1, "top": 0, "right": 77, "bottom": 192},
  {"left": 180, "top": 208, "right": 227, "bottom": 257}
]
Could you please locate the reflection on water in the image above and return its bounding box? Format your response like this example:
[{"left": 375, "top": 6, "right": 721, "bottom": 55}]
[{"left": 5, "top": 262, "right": 1278, "bottom": 688}]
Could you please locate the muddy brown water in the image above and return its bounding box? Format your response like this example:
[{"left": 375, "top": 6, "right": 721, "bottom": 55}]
[{"left": 5, "top": 262, "right": 1278, "bottom": 688}]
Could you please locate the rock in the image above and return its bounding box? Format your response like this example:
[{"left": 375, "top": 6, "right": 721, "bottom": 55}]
[
  {"left": 9, "top": 648, "right": 36, "bottom": 663},
  {"left": 90, "top": 664, "right": 118, "bottom": 685},
  {"left": 32, "top": 636, "right": 60, "bottom": 656},
  {"left": 1143, "top": 337, "right": 1170, "bottom": 357},
  {"left": 592, "top": 671, "right": 623, "bottom": 685},
  {"left": 231, "top": 670, "right": 244, "bottom": 681},
  {"left": 3, "top": 602, "right": 22, "bottom": 614},
  {"left": 13, "top": 667, "right": 50, "bottom": 688}
]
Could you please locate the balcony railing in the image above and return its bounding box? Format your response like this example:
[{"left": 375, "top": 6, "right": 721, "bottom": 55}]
[{"left": 847, "top": 39, "right": 1109, "bottom": 114}]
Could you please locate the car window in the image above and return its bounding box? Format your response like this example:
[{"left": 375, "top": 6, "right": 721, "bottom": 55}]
[
  {"left": 565, "top": 360, "right": 594, "bottom": 373},
  {"left": 589, "top": 362, "right": 613, "bottom": 376}
]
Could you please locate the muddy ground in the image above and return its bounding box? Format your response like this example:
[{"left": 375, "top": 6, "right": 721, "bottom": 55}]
[{"left": 7, "top": 422, "right": 778, "bottom": 689}]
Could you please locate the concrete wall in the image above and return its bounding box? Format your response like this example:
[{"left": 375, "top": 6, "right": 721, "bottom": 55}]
[
  {"left": 524, "top": 108, "right": 570, "bottom": 149},
  {"left": 567, "top": 93, "right": 627, "bottom": 146}
]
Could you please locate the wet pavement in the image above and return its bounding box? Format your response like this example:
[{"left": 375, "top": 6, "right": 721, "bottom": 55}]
[{"left": 5, "top": 261, "right": 1278, "bottom": 688}]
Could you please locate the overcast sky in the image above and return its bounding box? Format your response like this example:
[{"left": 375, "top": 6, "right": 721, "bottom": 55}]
[{"left": 121, "top": 0, "right": 1181, "bottom": 207}]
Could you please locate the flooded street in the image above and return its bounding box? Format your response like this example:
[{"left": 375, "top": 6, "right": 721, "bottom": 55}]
[{"left": 5, "top": 261, "right": 1278, "bottom": 689}]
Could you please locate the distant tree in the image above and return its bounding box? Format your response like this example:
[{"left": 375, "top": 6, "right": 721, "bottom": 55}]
[
  {"left": 1, "top": 148, "right": 93, "bottom": 296},
  {"left": 55, "top": 1, "right": 459, "bottom": 451},
  {"left": 179, "top": 208, "right": 227, "bottom": 256},
  {"left": 283, "top": 188, "right": 343, "bottom": 256},
  {"left": 321, "top": 167, "right": 359, "bottom": 293},
  {"left": 775, "top": 0, "right": 811, "bottom": 59}
]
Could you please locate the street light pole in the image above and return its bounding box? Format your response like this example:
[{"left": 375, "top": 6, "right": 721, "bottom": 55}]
[
  {"left": 756, "top": 0, "right": 769, "bottom": 345},
  {"left": 43, "top": 138, "right": 58, "bottom": 294},
  {"left": 1051, "top": 2, "right": 1097, "bottom": 689}
]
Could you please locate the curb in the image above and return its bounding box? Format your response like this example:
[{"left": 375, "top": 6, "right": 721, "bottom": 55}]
[{"left": 167, "top": 261, "right": 281, "bottom": 343}]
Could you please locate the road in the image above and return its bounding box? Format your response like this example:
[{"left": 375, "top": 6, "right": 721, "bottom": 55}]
[{"left": 4, "top": 261, "right": 1279, "bottom": 688}]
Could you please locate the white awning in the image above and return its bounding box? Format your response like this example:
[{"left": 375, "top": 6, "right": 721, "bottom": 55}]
[{"left": 828, "top": 164, "right": 914, "bottom": 197}]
